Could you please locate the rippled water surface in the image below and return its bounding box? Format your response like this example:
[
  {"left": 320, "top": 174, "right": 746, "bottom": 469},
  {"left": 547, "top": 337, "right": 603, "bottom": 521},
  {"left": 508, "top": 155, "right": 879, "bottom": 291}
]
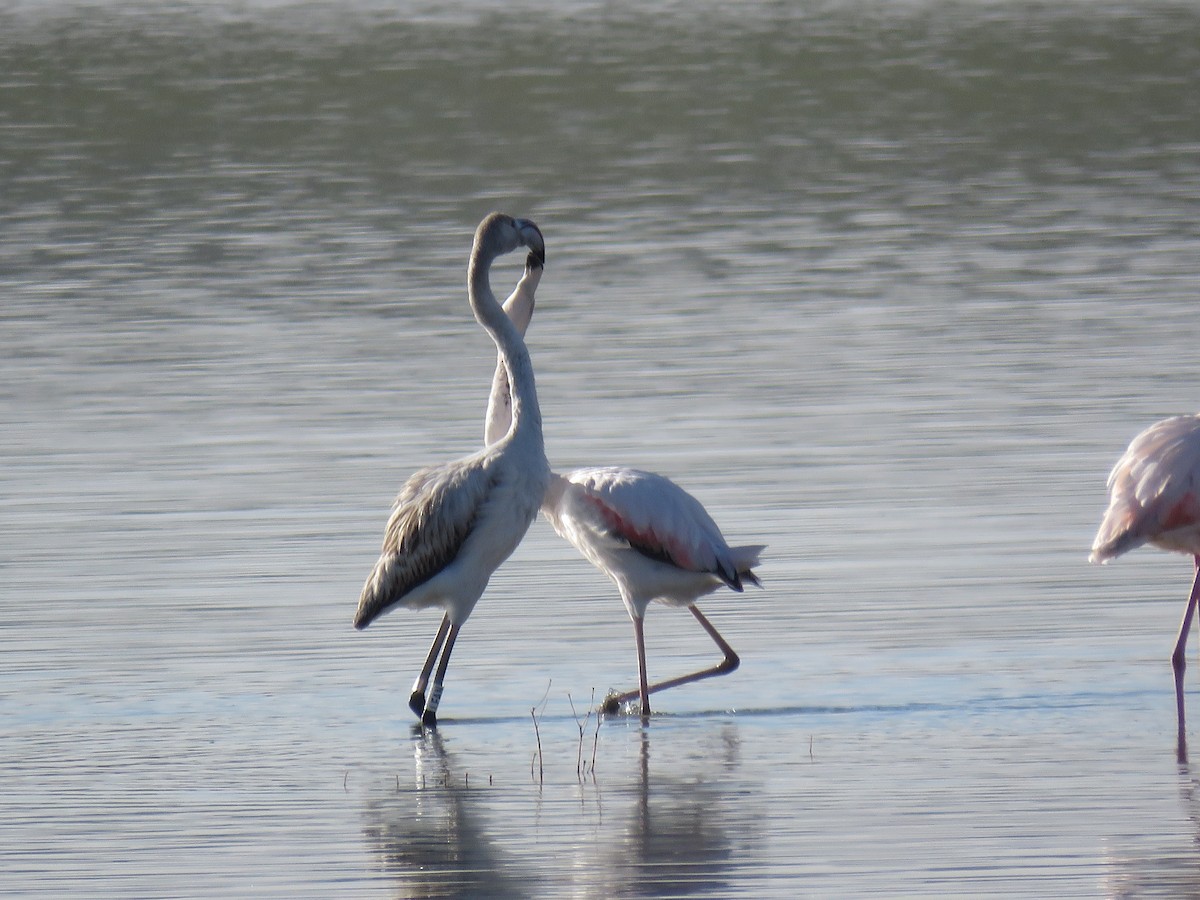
[{"left": 4, "top": 0, "right": 1200, "bottom": 895}]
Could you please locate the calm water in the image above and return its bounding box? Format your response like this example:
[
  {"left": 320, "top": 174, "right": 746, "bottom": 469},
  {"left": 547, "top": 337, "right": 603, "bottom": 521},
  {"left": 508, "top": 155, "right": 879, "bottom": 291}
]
[{"left": 4, "top": 0, "right": 1200, "bottom": 895}]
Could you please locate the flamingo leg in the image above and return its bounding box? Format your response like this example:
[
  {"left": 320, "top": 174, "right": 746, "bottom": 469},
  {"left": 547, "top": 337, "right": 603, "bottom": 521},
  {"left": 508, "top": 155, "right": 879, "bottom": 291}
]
[
  {"left": 603, "top": 606, "right": 740, "bottom": 715},
  {"left": 421, "top": 621, "right": 461, "bottom": 728},
  {"left": 689, "top": 605, "right": 741, "bottom": 672},
  {"left": 635, "top": 615, "right": 650, "bottom": 717},
  {"left": 599, "top": 615, "right": 654, "bottom": 717},
  {"left": 410, "top": 615, "right": 451, "bottom": 718},
  {"left": 1171, "top": 557, "right": 1200, "bottom": 743}
]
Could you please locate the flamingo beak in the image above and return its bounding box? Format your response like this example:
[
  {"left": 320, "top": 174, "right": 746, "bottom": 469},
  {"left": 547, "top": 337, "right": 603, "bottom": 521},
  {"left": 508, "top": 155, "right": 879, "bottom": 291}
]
[{"left": 515, "top": 219, "right": 545, "bottom": 266}]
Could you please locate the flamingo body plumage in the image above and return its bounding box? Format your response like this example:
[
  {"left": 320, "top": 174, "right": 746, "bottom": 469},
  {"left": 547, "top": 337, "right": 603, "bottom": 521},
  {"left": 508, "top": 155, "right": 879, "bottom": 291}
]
[
  {"left": 355, "top": 213, "right": 550, "bottom": 726},
  {"left": 354, "top": 451, "right": 546, "bottom": 627},
  {"left": 1091, "top": 414, "right": 1200, "bottom": 564},
  {"left": 542, "top": 466, "right": 763, "bottom": 620},
  {"left": 485, "top": 255, "right": 764, "bottom": 716},
  {"left": 1091, "top": 413, "right": 1200, "bottom": 742}
]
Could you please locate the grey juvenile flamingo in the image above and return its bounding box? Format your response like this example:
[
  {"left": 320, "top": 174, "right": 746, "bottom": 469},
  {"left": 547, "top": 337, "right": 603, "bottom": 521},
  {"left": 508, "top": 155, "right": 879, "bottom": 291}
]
[{"left": 354, "top": 213, "right": 551, "bottom": 727}]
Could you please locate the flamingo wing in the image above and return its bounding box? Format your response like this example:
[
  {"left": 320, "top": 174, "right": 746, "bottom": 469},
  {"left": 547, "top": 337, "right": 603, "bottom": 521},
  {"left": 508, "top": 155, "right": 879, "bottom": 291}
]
[
  {"left": 566, "top": 467, "right": 747, "bottom": 590},
  {"left": 355, "top": 456, "right": 494, "bottom": 628},
  {"left": 1092, "top": 414, "right": 1200, "bottom": 562}
]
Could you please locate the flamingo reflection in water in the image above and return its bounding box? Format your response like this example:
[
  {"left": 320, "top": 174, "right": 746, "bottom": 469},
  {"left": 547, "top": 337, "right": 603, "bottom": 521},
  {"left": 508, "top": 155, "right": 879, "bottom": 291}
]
[
  {"left": 485, "top": 253, "right": 764, "bottom": 716},
  {"left": 361, "top": 731, "right": 524, "bottom": 899},
  {"left": 354, "top": 214, "right": 550, "bottom": 727},
  {"left": 1091, "top": 413, "right": 1200, "bottom": 748},
  {"left": 360, "top": 725, "right": 750, "bottom": 898}
]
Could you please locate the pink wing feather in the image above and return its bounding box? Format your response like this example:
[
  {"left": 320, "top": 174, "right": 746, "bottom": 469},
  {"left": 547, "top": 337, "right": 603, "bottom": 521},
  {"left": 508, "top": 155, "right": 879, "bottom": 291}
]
[
  {"left": 567, "top": 467, "right": 751, "bottom": 589},
  {"left": 1091, "top": 415, "right": 1200, "bottom": 563}
]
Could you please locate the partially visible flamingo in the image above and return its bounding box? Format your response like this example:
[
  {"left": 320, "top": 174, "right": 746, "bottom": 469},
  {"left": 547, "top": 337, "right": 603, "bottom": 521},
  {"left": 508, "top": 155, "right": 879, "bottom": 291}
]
[
  {"left": 485, "top": 254, "right": 764, "bottom": 716},
  {"left": 1091, "top": 413, "right": 1200, "bottom": 737},
  {"left": 354, "top": 213, "right": 551, "bottom": 727}
]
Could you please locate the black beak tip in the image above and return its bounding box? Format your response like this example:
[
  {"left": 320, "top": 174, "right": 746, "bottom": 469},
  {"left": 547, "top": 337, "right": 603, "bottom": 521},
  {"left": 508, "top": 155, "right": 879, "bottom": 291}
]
[
  {"left": 528, "top": 229, "right": 546, "bottom": 266},
  {"left": 517, "top": 219, "right": 546, "bottom": 266}
]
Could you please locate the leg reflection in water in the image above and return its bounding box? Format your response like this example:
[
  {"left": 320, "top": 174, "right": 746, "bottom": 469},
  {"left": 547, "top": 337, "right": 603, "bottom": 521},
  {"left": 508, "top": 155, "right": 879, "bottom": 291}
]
[
  {"left": 359, "top": 730, "right": 524, "bottom": 900},
  {"left": 600, "top": 725, "right": 744, "bottom": 897},
  {"left": 357, "top": 721, "right": 763, "bottom": 897}
]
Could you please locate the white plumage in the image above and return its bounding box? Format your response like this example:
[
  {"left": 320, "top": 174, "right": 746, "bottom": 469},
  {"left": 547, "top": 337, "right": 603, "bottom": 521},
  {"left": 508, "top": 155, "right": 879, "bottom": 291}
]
[
  {"left": 1091, "top": 413, "right": 1200, "bottom": 741},
  {"left": 1091, "top": 414, "right": 1200, "bottom": 563},
  {"left": 485, "top": 255, "right": 764, "bottom": 716},
  {"left": 354, "top": 213, "right": 551, "bottom": 727},
  {"left": 541, "top": 466, "right": 762, "bottom": 617}
]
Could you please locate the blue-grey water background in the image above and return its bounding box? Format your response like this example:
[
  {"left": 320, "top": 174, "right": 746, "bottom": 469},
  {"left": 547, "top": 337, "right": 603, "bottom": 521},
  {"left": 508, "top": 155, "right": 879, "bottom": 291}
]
[{"left": 4, "top": 0, "right": 1200, "bottom": 895}]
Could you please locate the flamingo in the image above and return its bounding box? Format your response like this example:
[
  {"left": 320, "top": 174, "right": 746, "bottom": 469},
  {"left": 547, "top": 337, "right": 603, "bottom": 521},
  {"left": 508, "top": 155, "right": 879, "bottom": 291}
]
[
  {"left": 1091, "top": 413, "right": 1200, "bottom": 737},
  {"left": 354, "top": 212, "right": 551, "bottom": 727},
  {"left": 485, "top": 254, "right": 765, "bottom": 716}
]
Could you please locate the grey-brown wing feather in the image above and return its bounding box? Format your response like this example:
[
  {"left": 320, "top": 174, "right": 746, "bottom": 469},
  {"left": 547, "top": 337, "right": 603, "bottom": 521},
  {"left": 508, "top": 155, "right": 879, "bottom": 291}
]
[{"left": 354, "top": 459, "right": 493, "bottom": 628}]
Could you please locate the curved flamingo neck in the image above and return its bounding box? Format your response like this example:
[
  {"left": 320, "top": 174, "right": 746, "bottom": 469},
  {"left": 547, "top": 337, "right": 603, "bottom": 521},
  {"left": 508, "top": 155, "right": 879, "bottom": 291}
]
[
  {"left": 485, "top": 265, "right": 540, "bottom": 446},
  {"left": 469, "top": 249, "right": 542, "bottom": 448}
]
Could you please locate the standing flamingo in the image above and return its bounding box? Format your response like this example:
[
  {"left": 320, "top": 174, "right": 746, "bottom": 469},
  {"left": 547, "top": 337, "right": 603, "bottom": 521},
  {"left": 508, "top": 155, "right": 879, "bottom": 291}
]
[
  {"left": 485, "top": 254, "right": 764, "bottom": 716},
  {"left": 1091, "top": 413, "right": 1200, "bottom": 738},
  {"left": 354, "top": 213, "right": 550, "bottom": 727}
]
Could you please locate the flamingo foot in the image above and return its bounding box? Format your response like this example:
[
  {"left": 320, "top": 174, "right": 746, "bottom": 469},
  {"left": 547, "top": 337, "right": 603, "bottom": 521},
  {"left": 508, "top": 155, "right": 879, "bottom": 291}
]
[
  {"left": 408, "top": 691, "right": 426, "bottom": 718},
  {"left": 420, "top": 682, "right": 444, "bottom": 728},
  {"left": 599, "top": 694, "right": 649, "bottom": 717}
]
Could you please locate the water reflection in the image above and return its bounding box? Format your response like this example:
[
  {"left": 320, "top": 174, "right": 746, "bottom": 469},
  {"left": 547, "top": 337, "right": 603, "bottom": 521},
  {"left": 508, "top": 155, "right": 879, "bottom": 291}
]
[
  {"left": 360, "top": 723, "right": 758, "bottom": 898},
  {"left": 1101, "top": 758, "right": 1200, "bottom": 897},
  {"left": 587, "top": 726, "right": 745, "bottom": 898},
  {"left": 361, "top": 730, "right": 524, "bottom": 899}
]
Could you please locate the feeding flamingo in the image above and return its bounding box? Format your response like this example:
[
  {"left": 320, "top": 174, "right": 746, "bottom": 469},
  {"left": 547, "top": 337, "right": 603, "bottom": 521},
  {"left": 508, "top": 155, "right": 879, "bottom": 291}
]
[
  {"left": 354, "top": 213, "right": 550, "bottom": 727},
  {"left": 1091, "top": 413, "right": 1200, "bottom": 735},
  {"left": 485, "top": 253, "right": 764, "bottom": 716}
]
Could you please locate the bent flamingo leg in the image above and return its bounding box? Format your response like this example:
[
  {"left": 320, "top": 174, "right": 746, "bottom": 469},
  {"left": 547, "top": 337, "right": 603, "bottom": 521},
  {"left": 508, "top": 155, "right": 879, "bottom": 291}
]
[
  {"left": 409, "top": 615, "right": 451, "bottom": 718},
  {"left": 1171, "top": 557, "right": 1200, "bottom": 740},
  {"left": 603, "top": 606, "right": 740, "bottom": 715}
]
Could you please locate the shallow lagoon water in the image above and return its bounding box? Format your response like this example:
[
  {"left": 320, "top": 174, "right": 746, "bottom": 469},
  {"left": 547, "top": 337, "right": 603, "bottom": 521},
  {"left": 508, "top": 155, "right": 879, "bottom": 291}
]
[{"left": 4, "top": 0, "right": 1200, "bottom": 895}]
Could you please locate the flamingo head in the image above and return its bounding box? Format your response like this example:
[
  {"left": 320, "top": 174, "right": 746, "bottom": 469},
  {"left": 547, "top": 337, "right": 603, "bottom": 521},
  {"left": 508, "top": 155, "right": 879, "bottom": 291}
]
[{"left": 475, "top": 212, "right": 545, "bottom": 266}]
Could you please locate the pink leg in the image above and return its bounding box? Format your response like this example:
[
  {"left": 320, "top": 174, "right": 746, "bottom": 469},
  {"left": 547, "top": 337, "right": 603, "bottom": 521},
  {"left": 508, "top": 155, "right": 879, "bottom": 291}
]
[
  {"left": 421, "top": 621, "right": 460, "bottom": 728},
  {"left": 1171, "top": 558, "right": 1200, "bottom": 742},
  {"left": 634, "top": 615, "right": 651, "bottom": 717},
  {"left": 603, "top": 606, "right": 740, "bottom": 714},
  {"left": 600, "top": 615, "right": 652, "bottom": 716},
  {"left": 689, "top": 606, "right": 741, "bottom": 673},
  {"left": 410, "top": 615, "right": 450, "bottom": 718}
]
